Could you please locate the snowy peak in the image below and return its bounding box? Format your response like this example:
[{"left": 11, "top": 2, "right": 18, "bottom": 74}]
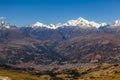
[
  {"left": 99, "top": 23, "right": 107, "bottom": 27},
  {"left": 65, "top": 17, "right": 107, "bottom": 28},
  {"left": 112, "top": 20, "right": 120, "bottom": 27},
  {"left": 32, "top": 22, "right": 47, "bottom": 28},
  {"left": 0, "top": 21, "right": 11, "bottom": 29},
  {"left": 32, "top": 22, "right": 59, "bottom": 29},
  {"left": 115, "top": 20, "right": 120, "bottom": 24},
  {"left": 33, "top": 22, "right": 44, "bottom": 27},
  {"left": 0, "top": 21, "right": 17, "bottom": 29},
  {"left": 66, "top": 17, "right": 89, "bottom": 26}
]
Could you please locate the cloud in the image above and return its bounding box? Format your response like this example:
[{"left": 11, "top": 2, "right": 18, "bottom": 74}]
[{"left": 0, "top": 16, "right": 5, "bottom": 19}]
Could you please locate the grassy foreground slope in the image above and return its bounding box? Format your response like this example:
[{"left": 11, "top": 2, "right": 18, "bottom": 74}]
[
  {"left": 0, "top": 69, "right": 42, "bottom": 80},
  {"left": 0, "top": 63, "right": 120, "bottom": 80}
]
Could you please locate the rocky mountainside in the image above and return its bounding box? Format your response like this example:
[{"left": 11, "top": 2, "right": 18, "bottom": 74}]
[{"left": 0, "top": 18, "right": 120, "bottom": 67}]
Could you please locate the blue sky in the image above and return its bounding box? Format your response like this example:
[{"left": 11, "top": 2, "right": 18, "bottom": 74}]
[{"left": 0, "top": 0, "right": 120, "bottom": 26}]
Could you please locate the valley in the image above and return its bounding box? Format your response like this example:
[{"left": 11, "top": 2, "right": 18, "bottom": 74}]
[{"left": 0, "top": 18, "right": 120, "bottom": 80}]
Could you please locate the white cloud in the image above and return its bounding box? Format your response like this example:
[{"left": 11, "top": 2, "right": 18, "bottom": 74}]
[{"left": 0, "top": 16, "right": 5, "bottom": 19}]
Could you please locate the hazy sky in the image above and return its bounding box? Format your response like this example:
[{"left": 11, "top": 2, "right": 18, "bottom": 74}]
[{"left": 0, "top": 0, "right": 120, "bottom": 26}]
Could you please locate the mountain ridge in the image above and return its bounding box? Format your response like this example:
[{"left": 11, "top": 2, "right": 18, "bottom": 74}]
[{"left": 1, "top": 17, "right": 120, "bottom": 29}]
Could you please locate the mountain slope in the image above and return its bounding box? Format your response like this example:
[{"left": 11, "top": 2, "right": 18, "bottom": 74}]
[
  {"left": 55, "top": 33, "right": 120, "bottom": 63},
  {"left": 0, "top": 18, "right": 120, "bottom": 67}
]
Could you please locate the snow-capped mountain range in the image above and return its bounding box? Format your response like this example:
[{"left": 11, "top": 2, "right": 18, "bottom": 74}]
[
  {"left": 32, "top": 17, "right": 108, "bottom": 29},
  {"left": 1, "top": 17, "right": 120, "bottom": 29}
]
